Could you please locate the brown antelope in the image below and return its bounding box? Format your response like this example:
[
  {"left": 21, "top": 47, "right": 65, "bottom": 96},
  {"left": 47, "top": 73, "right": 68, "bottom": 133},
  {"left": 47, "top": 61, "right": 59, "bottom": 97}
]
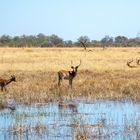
[
  {"left": 127, "top": 58, "right": 140, "bottom": 68},
  {"left": 58, "top": 60, "right": 81, "bottom": 88},
  {"left": 126, "top": 59, "right": 137, "bottom": 68},
  {"left": 0, "top": 75, "right": 16, "bottom": 92}
]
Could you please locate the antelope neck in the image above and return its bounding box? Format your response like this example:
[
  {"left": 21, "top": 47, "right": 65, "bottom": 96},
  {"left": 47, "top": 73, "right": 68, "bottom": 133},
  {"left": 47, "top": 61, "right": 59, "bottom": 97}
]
[{"left": 5, "top": 78, "right": 13, "bottom": 85}]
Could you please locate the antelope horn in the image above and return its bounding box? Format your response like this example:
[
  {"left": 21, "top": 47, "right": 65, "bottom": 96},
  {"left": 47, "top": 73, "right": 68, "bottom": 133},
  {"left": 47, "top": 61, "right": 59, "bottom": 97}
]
[
  {"left": 71, "top": 60, "right": 73, "bottom": 67},
  {"left": 77, "top": 60, "right": 81, "bottom": 67}
]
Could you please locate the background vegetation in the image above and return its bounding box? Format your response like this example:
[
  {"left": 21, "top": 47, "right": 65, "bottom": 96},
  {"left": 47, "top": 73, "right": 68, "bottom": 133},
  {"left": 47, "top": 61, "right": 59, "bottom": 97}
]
[{"left": 1, "top": 34, "right": 140, "bottom": 48}]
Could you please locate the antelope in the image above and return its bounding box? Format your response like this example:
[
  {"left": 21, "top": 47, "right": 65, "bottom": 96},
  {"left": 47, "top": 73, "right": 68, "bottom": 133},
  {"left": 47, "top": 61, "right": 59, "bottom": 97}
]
[
  {"left": 58, "top": 60, "right": 81, "bottom": 88},
  {"left": 127, "top": 58, "right": 140, "bottom": 68},
  {"left": 0, "top": 75, "right": 16, "bottom": 92},
  {"left": 126, "top": 59, "right": 137, "bottom": 68},
  {"left": 136, "top": 58, "right": 140, "bottom": 65}
]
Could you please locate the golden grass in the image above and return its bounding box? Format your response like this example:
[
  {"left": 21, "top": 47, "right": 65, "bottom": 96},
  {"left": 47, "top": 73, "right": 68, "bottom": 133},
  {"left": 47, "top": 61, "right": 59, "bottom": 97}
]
[
  {"left": 0, "top": 47, "right": 139, "bottom": 72},
  {"left": 0, "top": 47, "right": 140, "bottom": 103}
]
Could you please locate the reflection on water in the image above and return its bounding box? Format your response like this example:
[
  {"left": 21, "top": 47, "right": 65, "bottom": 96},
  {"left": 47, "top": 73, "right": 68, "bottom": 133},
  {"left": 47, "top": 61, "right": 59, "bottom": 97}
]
[{"left": 0, "top": 100, "right": 140, "bottom": 140}]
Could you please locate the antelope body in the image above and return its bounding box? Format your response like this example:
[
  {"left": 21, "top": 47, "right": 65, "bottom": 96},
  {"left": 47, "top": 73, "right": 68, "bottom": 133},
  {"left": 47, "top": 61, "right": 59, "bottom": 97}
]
[
  {"left": 58, "top": 61, "right": 81, "bottom": 88},
  {"left": 127, "top": 58, "right": 140, "bottom": 68},
  {"left": 0, "top": 75, "right": 16, "bottom": 91}
]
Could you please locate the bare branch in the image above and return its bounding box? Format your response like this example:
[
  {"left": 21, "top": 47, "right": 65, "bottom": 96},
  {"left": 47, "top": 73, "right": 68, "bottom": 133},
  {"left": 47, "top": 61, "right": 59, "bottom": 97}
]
[{"left": 80, "top": 41, "right": 87, "bottom": 50}]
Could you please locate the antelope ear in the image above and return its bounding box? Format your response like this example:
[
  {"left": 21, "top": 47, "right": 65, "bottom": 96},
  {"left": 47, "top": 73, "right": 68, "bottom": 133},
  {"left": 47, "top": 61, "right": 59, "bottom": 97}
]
[{"left": 71, "top": 66, "right": 74, "bottom": 69}]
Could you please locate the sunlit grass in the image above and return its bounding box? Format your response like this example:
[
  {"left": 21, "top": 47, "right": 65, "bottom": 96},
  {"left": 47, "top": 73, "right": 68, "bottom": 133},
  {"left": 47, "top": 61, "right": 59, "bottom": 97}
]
[{"left": 0, "top": 47, "right": 139, "bottom": 103}]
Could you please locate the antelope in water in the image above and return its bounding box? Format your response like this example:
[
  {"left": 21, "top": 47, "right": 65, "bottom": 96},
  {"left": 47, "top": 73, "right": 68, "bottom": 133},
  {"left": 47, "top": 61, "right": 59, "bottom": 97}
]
[
  {"left": 57, "top": 60, "right": 81, "bottom": 88},
  {"left": 0, "top": 75, "right": 16, "bottom": 92}
]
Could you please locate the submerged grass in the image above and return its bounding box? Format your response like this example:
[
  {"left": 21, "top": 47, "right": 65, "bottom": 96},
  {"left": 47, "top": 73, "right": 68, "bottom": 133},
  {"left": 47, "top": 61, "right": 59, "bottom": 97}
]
[
  {"left": 9, "top": 123, "right": 47, "bottom": 136},
  {"left": 0, "top": 47, "right": 139, "bottom": 103}
]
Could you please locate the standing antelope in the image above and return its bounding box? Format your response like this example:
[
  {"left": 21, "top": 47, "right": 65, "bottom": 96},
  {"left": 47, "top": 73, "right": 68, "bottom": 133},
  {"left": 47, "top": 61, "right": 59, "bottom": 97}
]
[
  {"left": 58, "top": 60, "right": 81, "bottom": 88},
  {"left": 0, "top": 75, "right": 16, "bottom": 92}
]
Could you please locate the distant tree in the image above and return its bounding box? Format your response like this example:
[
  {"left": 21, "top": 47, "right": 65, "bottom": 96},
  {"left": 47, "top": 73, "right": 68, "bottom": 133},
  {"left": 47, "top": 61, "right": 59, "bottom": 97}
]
[
  {"left": 10, "top": 36, "right": 20, "bottom": 47},
  {"left": 1, "top": 33, "right": 140, "bottom": 48},
  {"left": 127, "top": 38, "right": 140, "bottom": 47},
  {"left": 101, "top": 36, "right": 113, "bottom": 48},
  {"left": 114, "top": 36, "right": 128, "bottom": 47},
  {"left": 0, "top": 35, "right": 12, "bottom": 46},
  {"left": 25, "top": 35, "right": 37, "bottom": 47},
  {"left": 91, "top": 40, "right": 102, "bottom": 47},
  {"left": 36, "top": 33, "right": 46, "bottom": 47},
  {"left": 77, "top": 36, "right": 90, "bottom": 50},
  {"left": 64, "top": 40, "right": 73, "bottom": 47},
  {"left": 47, "top": 34, "right": 63, "bottom": 47}
]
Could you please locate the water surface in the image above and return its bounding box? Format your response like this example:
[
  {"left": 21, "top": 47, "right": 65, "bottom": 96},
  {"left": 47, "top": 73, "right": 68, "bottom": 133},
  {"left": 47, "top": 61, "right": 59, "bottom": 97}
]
[{"left": 0, "top": 100, "right": 140, "bottom": 140}]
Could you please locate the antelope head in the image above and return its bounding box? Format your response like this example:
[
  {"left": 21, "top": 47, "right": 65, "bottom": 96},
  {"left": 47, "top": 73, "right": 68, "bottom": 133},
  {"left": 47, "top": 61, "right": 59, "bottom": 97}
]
[
  {"left": 11, "top": 75, "right": 16, "bottom": 82},
  {"left": 71, "top": 60, "right": 81, "bottom": 74}
]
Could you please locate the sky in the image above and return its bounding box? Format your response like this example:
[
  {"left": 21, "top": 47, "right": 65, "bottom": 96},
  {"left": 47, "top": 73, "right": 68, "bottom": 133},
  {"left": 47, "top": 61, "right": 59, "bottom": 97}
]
[{"left": 0, "top": 0, "right": 140, "bottom": 41}]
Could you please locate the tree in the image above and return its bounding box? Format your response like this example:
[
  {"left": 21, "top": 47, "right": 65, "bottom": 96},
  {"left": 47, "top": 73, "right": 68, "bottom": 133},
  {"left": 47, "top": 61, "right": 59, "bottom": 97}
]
[
  {"left": 77, "top": 36, "right": 90, "bottom": 50},
  {"left": 48, "top": 34, "right": 63, "bottom": 47},
  {"left": 36, "top": 33, "right": 47, "bottom": 47},
  {"left": 91, "top": 40, "right": 102, "bottom": 47},
  {"left": 101, "top": 36, "right": 113, "bottom": 48},
  {"left": 64, "top": 40, "right": 73, "bottom": 47},
  {"left": 0, "top": 35, "right": 12, "bottom": 46},
  {"left": 114, "top": 36, "right": 128, "bottom": 47}
]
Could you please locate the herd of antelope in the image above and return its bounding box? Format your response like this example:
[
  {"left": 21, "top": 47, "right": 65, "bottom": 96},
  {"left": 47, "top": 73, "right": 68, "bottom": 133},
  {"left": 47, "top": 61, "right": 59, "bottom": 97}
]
[
  {"left": 0, "top": 60, "right": 81, "bottom": 92},
  {"left": 0, "top": 58, "right": 139, "bottom": 92}
]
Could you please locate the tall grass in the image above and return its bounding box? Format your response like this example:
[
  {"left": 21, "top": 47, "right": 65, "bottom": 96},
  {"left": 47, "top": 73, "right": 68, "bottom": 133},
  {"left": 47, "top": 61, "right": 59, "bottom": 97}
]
[{"left": 0, "top": 47, "right": 139, "bottom": 103}]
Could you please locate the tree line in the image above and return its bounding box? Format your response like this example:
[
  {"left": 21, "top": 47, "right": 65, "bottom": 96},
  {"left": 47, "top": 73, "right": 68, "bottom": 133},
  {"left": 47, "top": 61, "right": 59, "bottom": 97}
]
[{"left": 0, "top": 33, "right": 140, "bottom": 48}]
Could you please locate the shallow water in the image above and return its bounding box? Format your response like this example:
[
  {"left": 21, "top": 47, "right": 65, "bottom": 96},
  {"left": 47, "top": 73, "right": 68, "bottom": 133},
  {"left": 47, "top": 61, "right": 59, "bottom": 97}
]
[{"left": 0, "top": 100, "right": 140, "bottom": 140}]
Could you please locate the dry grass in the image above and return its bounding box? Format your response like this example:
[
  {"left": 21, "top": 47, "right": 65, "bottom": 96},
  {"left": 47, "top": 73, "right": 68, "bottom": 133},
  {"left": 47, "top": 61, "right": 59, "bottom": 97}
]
[{"left": 0, "top": 47, "right": 140, "bottom": 103}]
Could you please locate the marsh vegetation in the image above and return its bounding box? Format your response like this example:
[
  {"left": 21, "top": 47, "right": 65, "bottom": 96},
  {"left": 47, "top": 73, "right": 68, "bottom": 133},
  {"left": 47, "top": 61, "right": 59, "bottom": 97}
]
[
  {"left": 0, "top": 100, "right": 140, "bottom": 140},
  {"left": 0, "top": 47, "right": 139, "bottom": 139}
]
